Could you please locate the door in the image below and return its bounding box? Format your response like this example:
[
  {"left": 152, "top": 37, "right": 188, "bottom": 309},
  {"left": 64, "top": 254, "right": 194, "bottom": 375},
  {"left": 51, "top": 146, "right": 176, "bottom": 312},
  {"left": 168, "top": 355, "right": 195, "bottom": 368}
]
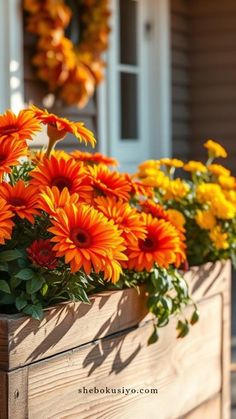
[{"left": 98, "top": 0, "right": 172, "bottom": 173}]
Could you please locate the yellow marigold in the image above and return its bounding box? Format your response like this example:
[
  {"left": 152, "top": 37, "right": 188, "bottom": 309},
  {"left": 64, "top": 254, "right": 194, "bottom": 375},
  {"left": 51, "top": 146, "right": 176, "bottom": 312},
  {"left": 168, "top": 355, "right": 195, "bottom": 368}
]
[
  {"left": 166, "top": 209, "right": 186, "bottom": 231},
  {"left": 164, "top": 179, "right": 190, "bottom": 201},
  {"left": 218, "top": 175, "right": 236, "bottom": 190},
  {"left": 183, "top": 161, "right": 207, "bottom": 173},
  {"left": 140, "top": 170, "right": 170, "bottom": 190},
  {"left": 195, "top": 209, "right": 216, "bottom": 230},
  {"left": 209, "top": 226, "right": 229, "bottom": 250},
  {"left": 211, "top": 196, "right": 235, "bottom": 220},
  {"left": 138, "top": 160, "right": 160, "bottom": 174},
  {"left": 223, "top": 190, "right": 236, "bottom": 204},
  {"left": 159, "top": 158, "right": 184, "bottom": 168},
  {"left": 196, "top": 183, "right": 222, "bottom": 204},
  {"left": 204, "top": 139, "right": 227, "bottom": 158},
  {"left": 208, "top": 164, "right": 231, "bottom": 177}
]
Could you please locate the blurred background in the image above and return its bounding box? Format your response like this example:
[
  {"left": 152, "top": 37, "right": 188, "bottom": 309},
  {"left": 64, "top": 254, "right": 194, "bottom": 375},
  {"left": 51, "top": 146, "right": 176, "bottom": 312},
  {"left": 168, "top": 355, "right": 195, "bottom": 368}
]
[{"left": 1, "top": 0, "right": 236, "bottom": 412}]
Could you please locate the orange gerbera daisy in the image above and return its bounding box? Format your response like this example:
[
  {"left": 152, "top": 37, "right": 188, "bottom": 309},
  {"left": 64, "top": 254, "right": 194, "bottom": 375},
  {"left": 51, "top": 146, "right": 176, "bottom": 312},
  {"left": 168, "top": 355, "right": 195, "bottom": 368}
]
[
  {"left": 0, "top": 137, "right": 28, "bottom": 181},
  {"left": 0, "top": 109, "right": 41, "bottom": 141},
  {"left": 30, "top": 155, "right": 92, "bottom": 200},
  {"left": 30, "top": 148, "right": 71, "bottom": 165},
  {"left": 140, "top": 200, "right": 170, "bottom": 222},
  {"left": 70, "top": 151, "right": 118, "bottom": 167},
  {"left": 88, "top": 165, "right": 131, "bottom": 202},
  {"left": 125, "top": 213, "right": 183, "bottom": 271},
  {"left": 30, "top": 106, "right": 96, "bottom": 153},
  {"left": 94, "top": 196, "right": 147, "bottom": 246},
  {"left": 0, "top": 197, "right": 14, "bottom": 245},
  {"left": 0, "top": 181, "right": 40, "bottom": 224},
  {"left": 39, "top": 186, "right": 79, "bottom": 216},
  {"left": 125, "top": 174, "right": 154, "bottom": 198},
  {"left": 48, "top": 203, "right": 126, "bottom": 282}
]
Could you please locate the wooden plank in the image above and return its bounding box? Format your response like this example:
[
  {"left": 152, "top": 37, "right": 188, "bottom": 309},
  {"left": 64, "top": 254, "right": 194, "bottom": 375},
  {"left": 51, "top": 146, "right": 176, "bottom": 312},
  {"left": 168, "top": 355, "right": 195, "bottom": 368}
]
[
  {"left": 27, "top": 296, "right": 222, "bottom": 419},
  {"left": 190, "top": 0, "right": 236, "bottom": 17},
  {"left": 190, "top": 85, "right": 236, "bottom": 104},
  {"left": 190, "top": 33, "right": 236, "bottom": 52},
  {"left": 172, "top": 86, "right": 190, "bottom": 103},
  {"left": 191, "top": 68, "right": 236, "bottom": 86},
  {"left": 190, "top": 51, "right": 236, "bottom": 69},
  {"left": 172, "top": 103, "right": 190, "bottom": 121},
  {"left": 171, "top": 14, "right": 189, "bottom": 33},
  {"left": 0, "top": 286, "right": 149, "bottom": 371},
  {"left": 190, "top": 16, "right": 236, "bottom": 35},
  {"left": 191, "top": 121, "right": 236, "bottom": 138},
  {"left": 8, "top": 368, "right": 28, "bottom": 419},
  {"left": 172, "top": 50, "right": 190, "bottom": 68},
  {"left": 171, "top": 32, "right": 189, "bottom": 51},
  {"left": 184, "top": 394, "right": 221, "bottom": 419},
  {"left": 0, "top": 371, "right": 8, "bottom": 419},
  {"left": 0, "top": 319, "right": 8, "bottom": 373},
  {"left": 172, "top": 138, "right": 190, "bottom": 155},
  {"left": 172, "top": 121, "right": 190, "bottom": 137},
  {"left": 171, "top": 0, "right": 189, "bottom": 15}
]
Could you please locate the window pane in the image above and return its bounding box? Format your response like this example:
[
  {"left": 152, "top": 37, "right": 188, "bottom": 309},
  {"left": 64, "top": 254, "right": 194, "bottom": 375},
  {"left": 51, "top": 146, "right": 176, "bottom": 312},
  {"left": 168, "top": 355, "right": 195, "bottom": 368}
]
[
  {"left": 119, "top": 0, "right": 138, "bottom": 65},
  {"left": 120, "top": 73, "right": 139, "bottom": 139}
]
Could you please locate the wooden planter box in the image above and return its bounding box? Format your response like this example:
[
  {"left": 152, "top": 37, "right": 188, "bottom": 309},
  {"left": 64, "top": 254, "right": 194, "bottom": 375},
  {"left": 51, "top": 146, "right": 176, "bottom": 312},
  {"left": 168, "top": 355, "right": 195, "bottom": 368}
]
[{"left": 0, "top": 260, "right": 231, "bottom": 419}]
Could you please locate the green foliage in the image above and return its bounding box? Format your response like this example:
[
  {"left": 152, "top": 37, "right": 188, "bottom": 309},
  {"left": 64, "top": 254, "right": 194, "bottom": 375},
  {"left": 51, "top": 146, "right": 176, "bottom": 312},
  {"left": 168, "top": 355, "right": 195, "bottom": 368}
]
[{"left": 0, "top": 248, "right": 91, "bottom": 320}]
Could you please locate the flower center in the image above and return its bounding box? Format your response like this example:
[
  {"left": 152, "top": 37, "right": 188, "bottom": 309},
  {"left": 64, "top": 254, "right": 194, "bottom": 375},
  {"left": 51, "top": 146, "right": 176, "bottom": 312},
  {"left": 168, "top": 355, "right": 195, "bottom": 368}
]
[
  {"left": 9, "top": 197, "right": 26, "bottom": 207},
  {"left": 71, "top": 227, "right": 92, "bottom": 248},
  {"left": 0, "top": 153, "right": 6, "bottom": 165},
  {"left": 0, "top": 125, "right": 18, "bottom": 135},
  {"left": 139, "top": 236, "right": 157, "bottom": 252},
  {"left": 51, "top": 176, "right": 72, "bottom": 191},
  {"left": 39, "top": 249, "right": 50, "bottom": 257}
]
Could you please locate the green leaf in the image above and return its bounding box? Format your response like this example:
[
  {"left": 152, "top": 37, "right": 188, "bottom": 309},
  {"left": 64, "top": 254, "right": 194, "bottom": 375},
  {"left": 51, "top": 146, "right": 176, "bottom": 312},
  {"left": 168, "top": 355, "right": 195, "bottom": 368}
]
[
  {"left": 0, "top": 262, "right": 8, "bottom": 271},
  {"left": 15, "top": 268, "right": 35, "bottom": 281},
  {"left": 190, "top": 309, "right": 200, "bottom": 325},
  {"left": 0, "top": 280, "right": 11, "bottom": 294},
  {"left": 0, "top": 250, "right": 23, "bottom": 262},
  {"left": 40, "top": 283, "right": 48, "bottom": 297},
  {"left": 148, "top": 326, "right": 159, "bottom": 345},
  {"left": 15, "top": 296, "right": 28, "bottom": 311},
  {"left": 177, "top": 320, "right": 190, "bottom": 338},
  {"left": 26, "top": 276, "right": 44, "bottom": 294},
  {"left": 23, "top": 304, "right": 44, "bottom": 320}
]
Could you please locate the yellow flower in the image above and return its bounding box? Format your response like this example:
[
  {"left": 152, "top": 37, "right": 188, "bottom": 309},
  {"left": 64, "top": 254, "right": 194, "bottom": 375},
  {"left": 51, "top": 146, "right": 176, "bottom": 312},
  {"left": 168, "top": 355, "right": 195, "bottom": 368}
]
[
  {"left": 141, "top": 170, "right": 170, "bottom": 189},
  {"left": 209, "top": 226, "right": 229, "bottom": 250},
  {"left": 196, "top": 183, "right": 222, "bottom": 204},
  {"left": 166, "top": 209, "right": 186, "bottom": 230},
  {"left": 184, "top": 160, "right": 207, "bottom": 173},
  {"left": 195, "top": 209, "right": 216, "bottom": 230},
  {"left": 159, "top": 158, "right": 184, "bottom": 168},
  {"left": 204, "top": 139, "right": 227, "bottom": 158},
  {"left": 208, "top": 164, "right": 231, "bottom": 177},
  {"left": 218, "top": 175, "right": 235, "bottom": 190},
  {"left": 138, "top": 160, "right": 160, "bottom": 176},
  {"left": 223, "top": 190, "right": 236, "bottom": 204},
  {"left": 164, "top": 179, "right": 190, "bottom": 201},
  {"left": 211, "top": 196, "right": 235, "bottom": 220}
]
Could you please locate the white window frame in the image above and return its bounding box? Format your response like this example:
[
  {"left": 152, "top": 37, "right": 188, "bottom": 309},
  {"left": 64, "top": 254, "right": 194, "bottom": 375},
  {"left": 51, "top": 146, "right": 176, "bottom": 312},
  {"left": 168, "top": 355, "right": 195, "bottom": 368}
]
[
  {"left": 97, "top": 0, "right": 172, "bottom": 159},
  {"left": 0, "top": 0, "right": 25, "bottom": 113}
]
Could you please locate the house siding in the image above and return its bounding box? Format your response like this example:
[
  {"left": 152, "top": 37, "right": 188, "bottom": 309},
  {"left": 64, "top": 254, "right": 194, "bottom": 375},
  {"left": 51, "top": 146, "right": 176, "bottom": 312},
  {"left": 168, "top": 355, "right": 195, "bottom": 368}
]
[
  {"left": 171, "top": 0, "right": 236, "bottom": 170},
  {"left": 171, "top": 0, "right": 191, "bottom": 160},
  {"left": 23, "top": 30, "right": 98, "bottom": 150}
]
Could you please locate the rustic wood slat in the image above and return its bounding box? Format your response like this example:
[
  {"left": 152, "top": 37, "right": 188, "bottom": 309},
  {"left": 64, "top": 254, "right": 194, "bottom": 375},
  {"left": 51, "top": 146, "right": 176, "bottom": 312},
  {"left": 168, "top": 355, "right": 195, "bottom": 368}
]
[
  {"left": 184, "top": 394, "right": 221, "bottom": 419},
  {"left": 7, "top": 369, "right": 28, "bottom": 419},
  {"left": 0, "top": 371, "right": 8, "bottom": 419},
  {"left": 26, "top": 296, "right": 222, "bottom": 419},
  {"left": 0, "top": 287, "right": 148, "bottom": 371}
]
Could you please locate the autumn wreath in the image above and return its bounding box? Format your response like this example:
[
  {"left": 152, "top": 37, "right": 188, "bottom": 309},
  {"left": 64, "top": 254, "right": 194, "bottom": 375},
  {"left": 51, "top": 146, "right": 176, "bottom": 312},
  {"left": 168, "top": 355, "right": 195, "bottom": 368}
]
[{"left": 24, "top": 0, "right": 110, "bottom": 108}]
